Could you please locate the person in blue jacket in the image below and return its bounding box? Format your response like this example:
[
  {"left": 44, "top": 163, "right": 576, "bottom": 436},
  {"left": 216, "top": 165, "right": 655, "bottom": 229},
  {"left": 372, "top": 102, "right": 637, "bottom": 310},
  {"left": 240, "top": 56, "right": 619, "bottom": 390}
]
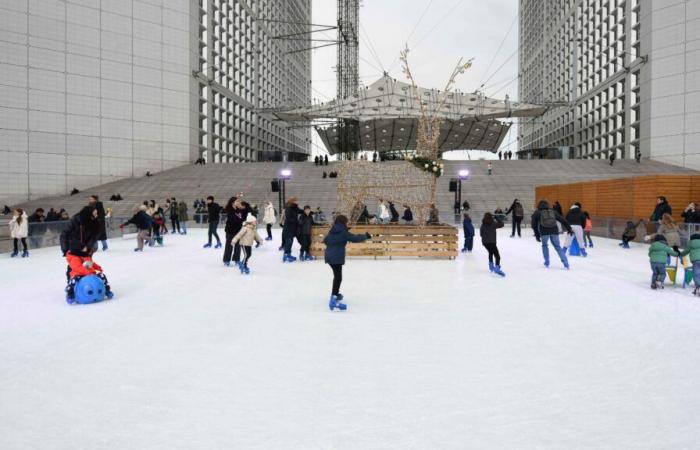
[
  {"left": 323, "top": 214, "right": 371, "bottom": 311},
  {"left": 461, "top": 210, "right": 474, "bottom": 252}
]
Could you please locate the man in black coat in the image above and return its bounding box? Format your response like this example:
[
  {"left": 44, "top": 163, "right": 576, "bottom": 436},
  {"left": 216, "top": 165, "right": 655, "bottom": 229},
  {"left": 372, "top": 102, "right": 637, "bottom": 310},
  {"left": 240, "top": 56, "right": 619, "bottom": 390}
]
[
  {"left": 223, "top": 198, "right": 249, "bottom": 266},
  {"left": 531, "top": 200, "right": 573, "bottom": 269},
  {"left": 89, "top": 195, "right": 108, "bottom": 251},
  {"left": 61, "top": 206, "right": 100, "bottom": 257},
  {"left": 119, "top": 205, "right": 153, "bottom": 251},
  {"left": 650, "top": 196, "right": 672, "bottom": 224},
  {"left": 204, "top": 196, "right": 222, "bottom": 248},
  {"left": 282, "top": 197, "right": 302, "bottom": 261},
  {"left": 504, "top": 199, "right": 525, "bottom": 238}
]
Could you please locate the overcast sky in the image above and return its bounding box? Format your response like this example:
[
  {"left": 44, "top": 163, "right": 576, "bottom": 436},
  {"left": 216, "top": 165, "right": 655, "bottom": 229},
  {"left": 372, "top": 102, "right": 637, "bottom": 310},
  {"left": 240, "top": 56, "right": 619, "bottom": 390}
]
[{"left": 310, "top": 0, "right": 519, "bottom": 158}]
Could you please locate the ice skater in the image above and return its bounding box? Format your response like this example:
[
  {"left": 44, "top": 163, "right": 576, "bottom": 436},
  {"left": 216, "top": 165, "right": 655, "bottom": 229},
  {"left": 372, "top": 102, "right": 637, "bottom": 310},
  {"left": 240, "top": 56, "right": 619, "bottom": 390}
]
[
  {"left": 230, "top": 215, "right": 263, "bottom": 274},
  {"left": 583, "top": 211, "right": 593, "bottom": 248},
  {"left": 480, "top": 212, "right": 505, "bottom": 276},
  {"left": 680, "top": 234, "right": 700, "bottom": 295},
  {"left": 203, "top": 196, "right": 222, "bottom": 248},
  {"left": 323, "top": 215, "right": 371, "bottom": 311},
  {"left": 299, "top": 205, "right": 315, "bottom": 261},
  {"left": 648, "top": 235, "right": 679, "bottom": 290},
  {"left": 563, "top": 202, "right": 588, "bottom": 257},
  {"left": 262, "top": 201, "right": 276, "bottom": 241},
  {"left": 119, "top": 205, "right": 152, "bottom": 252},
  {"left": 65, "top": 244, "right": 114, "bottom": 303},
  {"left": 222, "top": 197, "right": 248, "bottom": 267},
  {"left": 282, "top": 197, "right": 302, "bottom": 262},
  {"left": 531, "top": 200, "right": 573, "bottom": 269},
  {"left": 8, "top": 208, "right": 29, "bottom": 258},
  {"left": 461, "top": 209, "right": 474, "bottom": 253},
  {"left": 620, "top": 220, "right": 643, "bottom": 248}
]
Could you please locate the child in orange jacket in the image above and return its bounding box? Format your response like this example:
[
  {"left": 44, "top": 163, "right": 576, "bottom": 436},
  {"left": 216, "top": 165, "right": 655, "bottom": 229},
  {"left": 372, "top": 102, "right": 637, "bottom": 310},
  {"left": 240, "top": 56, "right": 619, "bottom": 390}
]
[
  {"left": 65, "top": 246, "right": 114, "bottom": 302},
  {"left": 583, "top": 211, "right": 594, "bottom": 248}
]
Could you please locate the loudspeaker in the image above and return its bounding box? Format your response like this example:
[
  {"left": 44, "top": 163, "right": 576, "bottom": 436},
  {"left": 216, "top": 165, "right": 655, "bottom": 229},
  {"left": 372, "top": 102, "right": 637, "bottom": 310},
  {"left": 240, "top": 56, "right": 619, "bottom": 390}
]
[
  {"left": 271, "top": 180, "right": 280, "bottom": 192},
  {"left": 448, "top": 179, "right": 457, "bottom": 192}
]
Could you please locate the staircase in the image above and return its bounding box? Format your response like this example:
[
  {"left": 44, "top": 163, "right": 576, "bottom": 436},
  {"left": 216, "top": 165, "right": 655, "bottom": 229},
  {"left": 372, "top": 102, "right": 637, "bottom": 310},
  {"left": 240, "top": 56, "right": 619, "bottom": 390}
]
[{"left": 9, "top": 159, "right": 697, "bottom": 224}]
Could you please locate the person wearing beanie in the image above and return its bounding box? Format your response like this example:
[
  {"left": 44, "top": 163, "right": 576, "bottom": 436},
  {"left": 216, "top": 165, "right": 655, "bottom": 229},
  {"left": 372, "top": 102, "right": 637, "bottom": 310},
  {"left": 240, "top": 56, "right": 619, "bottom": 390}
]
[
  {"left": 679, "top": 233, "right": 700, "bottom": 295},
  {"left": 119, "top": 205, "right": 153, "bottom": 251},
  {"left": 648, "top": 234, "right": 679, "bottom": 290},
  {"left": 323, "top": 214, "right": 371, "bottom": 311},
  {"left": 298, "top": 205, "right": 316, "bottom": 261},
  {"left": 564, "top": 202, "right": 588, "bottom": 257},
  {"left": 230, "top": 214, "right": 263, "bottom": 274}
]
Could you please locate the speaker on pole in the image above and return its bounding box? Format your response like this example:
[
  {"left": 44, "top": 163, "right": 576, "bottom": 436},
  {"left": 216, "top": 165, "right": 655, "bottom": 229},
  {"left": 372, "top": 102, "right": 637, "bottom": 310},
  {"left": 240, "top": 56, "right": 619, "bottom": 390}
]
[
  {"left": 448, "top": 179, "right": 457, "bottom": 192},
  {"left": 271, "top": 179, "right": 280, "bottom": 192}
]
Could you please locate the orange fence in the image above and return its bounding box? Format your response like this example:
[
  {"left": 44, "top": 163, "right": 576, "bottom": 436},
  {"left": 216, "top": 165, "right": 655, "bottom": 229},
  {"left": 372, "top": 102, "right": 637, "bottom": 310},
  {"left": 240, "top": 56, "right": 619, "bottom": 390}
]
[{"left": 535, "top": 175, "right": 700, "bottom": 220}]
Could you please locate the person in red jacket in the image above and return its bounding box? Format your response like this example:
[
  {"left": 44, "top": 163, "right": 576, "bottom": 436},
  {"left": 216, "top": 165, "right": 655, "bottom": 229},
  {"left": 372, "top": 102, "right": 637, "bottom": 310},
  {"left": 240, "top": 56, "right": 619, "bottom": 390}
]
[{"left": 65, "top": 245, "right": 114, "bottom": 302}]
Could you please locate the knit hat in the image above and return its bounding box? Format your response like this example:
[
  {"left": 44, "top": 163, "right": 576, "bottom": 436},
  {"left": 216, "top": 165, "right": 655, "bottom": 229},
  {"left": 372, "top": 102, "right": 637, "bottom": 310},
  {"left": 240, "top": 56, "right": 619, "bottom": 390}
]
[
  {"left": 654, "top": 235, "right": 667, "bottom": 243},
  {"left": 245, "top": 215, "right": 257, "bottom": 224}
]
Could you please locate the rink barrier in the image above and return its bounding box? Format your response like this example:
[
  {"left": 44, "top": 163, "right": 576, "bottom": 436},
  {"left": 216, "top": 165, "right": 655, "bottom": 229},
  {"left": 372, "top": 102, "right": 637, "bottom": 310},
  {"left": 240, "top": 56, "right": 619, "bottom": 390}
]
[{"left": 310, "top": 224, "right": 459, "bottom": 259}]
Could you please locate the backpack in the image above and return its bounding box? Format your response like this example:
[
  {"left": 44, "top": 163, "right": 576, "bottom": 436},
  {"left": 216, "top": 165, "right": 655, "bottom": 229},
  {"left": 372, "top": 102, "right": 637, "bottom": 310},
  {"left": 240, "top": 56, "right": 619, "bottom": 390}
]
[
  {"left": 539, "top": 209, "right": 557, "bottom": 228},
  {"left": 514, "top": 203, "right": 524, "bottom": 218}
]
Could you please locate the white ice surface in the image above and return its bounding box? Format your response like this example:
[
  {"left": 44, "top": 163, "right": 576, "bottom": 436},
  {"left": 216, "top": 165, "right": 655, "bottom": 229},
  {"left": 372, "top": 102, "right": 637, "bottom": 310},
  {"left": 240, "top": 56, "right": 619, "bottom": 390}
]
[{"left": 1, "top": 228, "right": 700, "bottom": 450}]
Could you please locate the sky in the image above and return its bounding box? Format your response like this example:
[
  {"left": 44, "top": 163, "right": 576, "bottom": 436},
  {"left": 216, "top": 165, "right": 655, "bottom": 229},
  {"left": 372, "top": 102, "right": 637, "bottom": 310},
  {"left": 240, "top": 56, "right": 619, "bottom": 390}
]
[{"left": 309, "top": 0, "right": 520, "bottom": 159}]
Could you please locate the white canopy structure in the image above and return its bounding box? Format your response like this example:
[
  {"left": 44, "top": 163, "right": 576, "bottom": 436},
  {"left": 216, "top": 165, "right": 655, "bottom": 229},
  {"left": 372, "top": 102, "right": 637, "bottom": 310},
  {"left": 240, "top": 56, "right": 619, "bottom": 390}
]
[{"left": 270, "top": 75, "right": 548, "bottom": 155}]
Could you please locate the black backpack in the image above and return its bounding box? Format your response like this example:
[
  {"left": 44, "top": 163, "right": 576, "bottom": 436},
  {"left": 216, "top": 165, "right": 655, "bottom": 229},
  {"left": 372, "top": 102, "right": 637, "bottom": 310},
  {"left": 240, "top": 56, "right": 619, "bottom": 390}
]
[
  {"left": 539, "top": 209, "right": 557, "bottom": 228},
  {"left": 514, "top": 203, "right": 524, "bottom": 218}
]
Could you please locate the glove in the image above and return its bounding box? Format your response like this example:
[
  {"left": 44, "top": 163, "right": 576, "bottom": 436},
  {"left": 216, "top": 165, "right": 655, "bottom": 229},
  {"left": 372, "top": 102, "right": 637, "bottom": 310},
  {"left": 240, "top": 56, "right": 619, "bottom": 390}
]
[
  {"left": 365, "top": 233, "right": 372, "bottom": 239},
  {"left": 83, "top": 260, "right": 94, "bottom": 269}
]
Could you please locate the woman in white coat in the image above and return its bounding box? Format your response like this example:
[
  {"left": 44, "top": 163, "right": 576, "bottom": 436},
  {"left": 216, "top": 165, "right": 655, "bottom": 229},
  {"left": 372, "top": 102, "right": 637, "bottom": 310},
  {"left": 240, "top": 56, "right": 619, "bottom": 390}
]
[
  {"left": 262, "top": 201, "right": 276, "bottom": 241},
  {"left": 9, "top": 208, "right": 29, "bottom": 258}
]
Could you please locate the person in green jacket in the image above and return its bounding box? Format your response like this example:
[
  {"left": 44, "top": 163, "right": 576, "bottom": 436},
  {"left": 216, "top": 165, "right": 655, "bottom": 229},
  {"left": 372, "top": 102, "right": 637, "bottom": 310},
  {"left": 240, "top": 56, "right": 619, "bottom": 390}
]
[
  {"left": 178, "top": 200, "right": 189, "bottom": 235},
  {"left": 649, "top": 235, "right": 679, "bottom": 290},
  {"left": 679, "top": 233, "right": 700, "bottom": 295}
]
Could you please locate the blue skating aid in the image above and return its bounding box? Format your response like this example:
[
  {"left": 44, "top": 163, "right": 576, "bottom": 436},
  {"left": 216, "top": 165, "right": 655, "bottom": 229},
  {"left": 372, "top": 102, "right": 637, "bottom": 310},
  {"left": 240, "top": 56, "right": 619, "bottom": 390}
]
[
  {"left": 73, "top": 275, "right": 106, "bottom": 304},
  {"left": 568, "top": 237, "right": 581, "bottom": 256}
]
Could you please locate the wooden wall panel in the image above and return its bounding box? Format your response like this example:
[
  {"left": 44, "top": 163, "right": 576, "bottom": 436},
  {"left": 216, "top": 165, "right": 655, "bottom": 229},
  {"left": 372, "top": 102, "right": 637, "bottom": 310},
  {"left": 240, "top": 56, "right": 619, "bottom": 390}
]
[{"left": 535, "top": 175, "right": 700, "bottom": 220}]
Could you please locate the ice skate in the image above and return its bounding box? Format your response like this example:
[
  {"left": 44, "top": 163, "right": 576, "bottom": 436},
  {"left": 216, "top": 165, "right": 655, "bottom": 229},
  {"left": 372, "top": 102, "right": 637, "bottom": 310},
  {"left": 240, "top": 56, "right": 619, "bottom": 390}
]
[
  {"left": 105, "top": 291, "right": 114, "bottom": 300},
  {"left": 656, "top": 281, "right": 664, "bottom": 289},
  {"left": 488, "top": 261, "right": 495, "bottom": 272},
  {"left": 461, "top": 248, "right": 467, "bottom": 253},
  {"left": 693, "top": 287, "right": 699, "bottom": 296},
  {"left": 580, "top": 248, "right": 587, "bottom": 257},
  {"left": 651, "top": 283, "right": 658, "bottom": 290},
  {"left": 223, "top": 261, "right": 231, "bottom": 267},
  {"left": 240, "top": 265, "right": 250, "bottom": 275},
  {"left": 282, "top": 254, "right": 296, "bottom": 263},
  {"left": 203, "top": 243, "right": 212, "bottom": 248},
  {"left": 329, "top": 295, "right": 347, "bottom": 311},
  {"left": 134, "top": 248, "right": 143, "bottom": 252},
  {"left": 21, "top": 250, "right": 29, "bottom": 258},
  {"left": 214, "top": 242, "right": 222, "bottom": 249},
  {"left": 10, "top": 250, "right": 18, "bottom": 258},
  {"left": 564, "top": 262, "right": 570, "bottom": 270},
  {"left": 102, "top": 242, "right": 108, "bottom": 251},
  {"left": 493, "top": 265, "right": 506, "bottom": 277}
]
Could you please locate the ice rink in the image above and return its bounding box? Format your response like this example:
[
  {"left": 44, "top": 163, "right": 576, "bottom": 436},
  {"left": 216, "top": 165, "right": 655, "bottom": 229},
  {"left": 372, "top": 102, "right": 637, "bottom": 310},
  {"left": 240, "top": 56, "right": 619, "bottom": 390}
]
[{"left": 1, "top": 227, "right": 699, "bottom": 449}]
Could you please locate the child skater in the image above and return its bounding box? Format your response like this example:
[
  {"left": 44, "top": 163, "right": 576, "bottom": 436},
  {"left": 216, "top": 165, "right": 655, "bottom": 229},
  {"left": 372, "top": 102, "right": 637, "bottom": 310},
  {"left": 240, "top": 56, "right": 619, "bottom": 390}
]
[
  {"left": 461, "top": 209, "right": 474, "bottom": 253},
  {"left": 323, "top": 214, "right": 371, "bottom": 311},
  {"left": 620, "top": 219, "right": 644, "bottom": 248},
  {"left": 65, "top": 243, "right": 114, "bottom": 303},
  {"left": 230, "top": 215, "right": 263, "bottom": 274},
  {"left": 680, "top": 234, "right": 700, "bottom": 296},
  {"left": 583, "top": 211, "right": 593, "bottom": 248},
  {"left": 480, "top": 212, "right": 505, "bottom": 276},
  {"left": 262, "top": 201, "right": 276, "bottom": 241},
  {"left": 299, "top": 205, "right": 315, "bottom": 261},
  {"left": 648, "top": 235, "right": 679, "bottom": 290}
]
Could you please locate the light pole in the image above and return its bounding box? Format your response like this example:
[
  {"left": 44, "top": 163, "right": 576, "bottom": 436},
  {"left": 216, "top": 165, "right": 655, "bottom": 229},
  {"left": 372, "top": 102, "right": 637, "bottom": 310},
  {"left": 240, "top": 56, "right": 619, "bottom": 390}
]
[
  {"left": 458, "top": 169, "right": 469, "bottom": 212},
  {"left": 278, "top": 169, "right": 292, "bottom": 215}
]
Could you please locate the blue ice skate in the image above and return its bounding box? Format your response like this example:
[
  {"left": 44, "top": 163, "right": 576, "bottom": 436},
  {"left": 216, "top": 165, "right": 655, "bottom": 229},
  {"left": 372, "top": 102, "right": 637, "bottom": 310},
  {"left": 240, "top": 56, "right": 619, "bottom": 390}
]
[
  {"left": 10, "top": 250, "right": 18, "bottom": 258},
  {"left": 564, "top": 262, "right": 570, "bottom": 270},
  {"left": 214, "top": 242, "right": 222, "bottom": 249},
  {"left": 328, "top": 295, "right": 347, "bottom": 311},
  {"left": 580, "top": 248, "right": 588, "bottom": 257},
  {"left": 21, "top": 250, "right": 29, "bottom": 258},
  {"left": 203, "top": 243, "right": 212, "bottom": 248},
  {"left": 304, "top": 254, "right": 315, "bottom": 261},
  {"left": 493, "top": 265, "right": 506, "bottom": 277},
  {"left": 105, "top": 291, "right": 114, "bottom": 300},
  {"left": 240, "top": 265, "right": 250, "bottom": 275},
  {"left": 223, "top": 261, "right": 231, "bottom": 267},
  {"left": 102, "top": 242, "right": 108, "bottom": 251},
  {"left": 282, "top": 254, "right": 297, "bottom": 263},
  {"left": 488, "top": 261, "right": 495, "bottom": 272},
  {"left": 134, "top": 248, "right": 143, "bottom": 252}
]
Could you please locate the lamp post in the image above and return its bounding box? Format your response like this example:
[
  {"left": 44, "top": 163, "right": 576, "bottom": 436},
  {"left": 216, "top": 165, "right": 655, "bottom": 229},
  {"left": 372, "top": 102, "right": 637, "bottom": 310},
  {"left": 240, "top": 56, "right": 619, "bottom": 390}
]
[
  {"left": 458, "top": 169, "right": 469, "bottom": 214},
  {"left": 278, "top": 169, "right": 292, "bottom": 215}
]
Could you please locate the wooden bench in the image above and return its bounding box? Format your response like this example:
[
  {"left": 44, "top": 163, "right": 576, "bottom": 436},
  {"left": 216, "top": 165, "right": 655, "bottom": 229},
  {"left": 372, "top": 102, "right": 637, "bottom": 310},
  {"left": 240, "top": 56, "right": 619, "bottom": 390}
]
[{"left": 310, "top": 224, "right": 459, "bottom": 259}]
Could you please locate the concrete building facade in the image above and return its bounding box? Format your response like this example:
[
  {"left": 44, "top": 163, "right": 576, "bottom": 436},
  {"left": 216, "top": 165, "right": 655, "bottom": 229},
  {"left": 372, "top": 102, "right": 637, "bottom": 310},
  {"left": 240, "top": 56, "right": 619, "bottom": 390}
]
[
  {"left": 518, "top": 0, "right": 700, "bottom": 170},
  {"left": 0, "top": 0, "right": 311, "bottom": 205}
]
